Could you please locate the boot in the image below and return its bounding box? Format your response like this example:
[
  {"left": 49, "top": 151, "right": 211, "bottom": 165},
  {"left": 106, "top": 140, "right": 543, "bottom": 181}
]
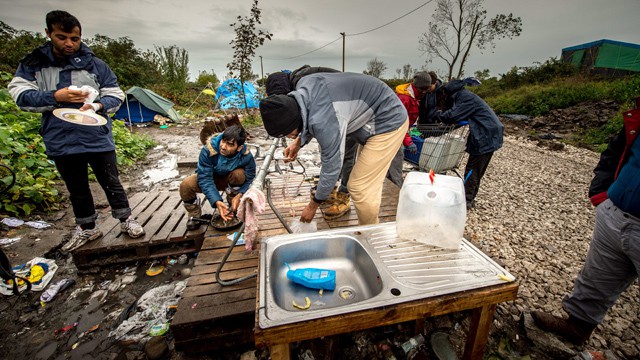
[
  {"left": 531, "top": 311, "right": 596, "bottom": 345},
  {"left": 320, "top": 191, "right": 351, "bottom": 220},
  {"left": 183, "top": 202, "right": 202, "bottom": 218}
]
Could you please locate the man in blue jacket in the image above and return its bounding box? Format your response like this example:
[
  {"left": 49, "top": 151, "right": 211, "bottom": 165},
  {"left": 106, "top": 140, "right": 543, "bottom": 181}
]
[
  {"left": 7, "top": 10, "right": 144, "bottom": 252},
  {"left": 179, "top": 125, "right": 256, "bottom": 221},
  {"left": 433, "top": 79, "right": 504, "bottom": 209},
  {"left": 260, "top": 72, "right": 408, "bottom": 225},
  {"left": 532, "top": 99, "right": 640, "bottom": 345}
]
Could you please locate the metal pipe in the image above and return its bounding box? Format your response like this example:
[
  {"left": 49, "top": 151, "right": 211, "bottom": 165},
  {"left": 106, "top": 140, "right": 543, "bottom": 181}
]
[{"left": 216, "top": 137, "right": 280, "bottom": 286}]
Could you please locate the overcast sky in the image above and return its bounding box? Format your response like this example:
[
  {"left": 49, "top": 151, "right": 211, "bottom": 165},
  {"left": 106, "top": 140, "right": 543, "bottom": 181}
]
[{"left": 1, "top": 0, "right": 639, "bottom": 82}]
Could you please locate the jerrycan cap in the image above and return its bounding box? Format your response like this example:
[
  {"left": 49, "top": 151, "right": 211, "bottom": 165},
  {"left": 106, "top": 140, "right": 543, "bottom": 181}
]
[{"left": 426, "top": 190, "right": 437, "bottom": 199}]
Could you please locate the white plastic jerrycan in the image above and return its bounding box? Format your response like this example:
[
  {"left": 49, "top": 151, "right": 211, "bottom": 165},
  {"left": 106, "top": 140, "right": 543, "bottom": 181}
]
[{"left": 396, "top": 171, "right": 466, "bottom": 249}]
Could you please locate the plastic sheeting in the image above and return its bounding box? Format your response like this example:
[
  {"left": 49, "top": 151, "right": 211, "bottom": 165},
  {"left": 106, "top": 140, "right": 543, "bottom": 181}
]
[{"left": 109, "top": 280, "right": 186, "bottom": 342}]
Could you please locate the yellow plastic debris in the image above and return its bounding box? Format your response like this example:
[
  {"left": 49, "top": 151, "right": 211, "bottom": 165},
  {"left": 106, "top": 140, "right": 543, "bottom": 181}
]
[
  {"left": 292, "top": 296, "right": 311, "bottom": 310},
  {"left": 498, "top": 274, "right": 513, "bottom": 282}
]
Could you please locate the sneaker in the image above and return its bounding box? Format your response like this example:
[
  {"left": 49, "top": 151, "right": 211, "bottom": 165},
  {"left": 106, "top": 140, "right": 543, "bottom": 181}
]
[
  {"left": 183, "top": 202, "right": 202, "bottom": 218},
  {"left": 531, "top": 311, "right": 596, "bottom": 345},
  {"left": 62, "top": 226, "right": 103, "bottom": 252},
  {"left": 321, "top": 191, "right": 351, "bottom": 220},
  {"left": 121, "top": 216, "right": 145, "bottom": 238}
]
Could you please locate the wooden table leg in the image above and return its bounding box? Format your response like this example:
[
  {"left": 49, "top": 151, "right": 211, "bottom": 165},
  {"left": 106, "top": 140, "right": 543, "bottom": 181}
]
[
  {"left": 462, "top": 304, "right": 496, "bottom": 360},
  {"left": 269, "top": 343, "right": 290, "bottom": 360},
  {"left": 415, "top": 317, "right": 425, "bottom": 334}
]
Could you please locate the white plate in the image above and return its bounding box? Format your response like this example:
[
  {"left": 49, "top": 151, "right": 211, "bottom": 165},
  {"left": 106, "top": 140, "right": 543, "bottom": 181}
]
[{"left": 52, "top": 108, "right": 107, "bottom": 126}]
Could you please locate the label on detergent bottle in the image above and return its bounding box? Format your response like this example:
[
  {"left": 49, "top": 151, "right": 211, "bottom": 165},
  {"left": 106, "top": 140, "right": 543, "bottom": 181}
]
[{"left": 285, "top": 263, "right": 336, "bottom": 290}]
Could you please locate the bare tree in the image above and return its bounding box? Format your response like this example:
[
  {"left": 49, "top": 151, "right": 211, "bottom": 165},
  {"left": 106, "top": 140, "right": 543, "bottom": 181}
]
[
  {"left": 401, "top": 64, "right": 415, "bottom": 81},
  {"left": 363, "top": 58, "right": 387, "bottom": 79},
  {"left": 418, "top": 0, "right": 522, "bottom": 80},
  {"left": 227, "top": 0, "right": 272, "bottom": 112}
]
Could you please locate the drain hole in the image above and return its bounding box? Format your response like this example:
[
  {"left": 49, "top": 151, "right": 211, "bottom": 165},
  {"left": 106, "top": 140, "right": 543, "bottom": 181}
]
[
  {"left": 338, "top": 287, "right": 355, "bottom": 300},
  {"left": 390, "top": 288, "right": 401, "bottom": 296},
  {"left": 353, "top": 231, "right": 362, "bottom": 235}
]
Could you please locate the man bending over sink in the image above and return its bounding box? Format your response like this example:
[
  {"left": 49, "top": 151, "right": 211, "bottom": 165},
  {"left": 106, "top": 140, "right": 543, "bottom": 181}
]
[{"left": 259, "top": 72, "right": 408, "bottom": 225}]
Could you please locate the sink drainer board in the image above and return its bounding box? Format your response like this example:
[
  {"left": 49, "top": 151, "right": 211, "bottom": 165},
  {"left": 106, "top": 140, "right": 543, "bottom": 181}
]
[{"left": 259, "top": 222, "right": 515, "bottom": 329}]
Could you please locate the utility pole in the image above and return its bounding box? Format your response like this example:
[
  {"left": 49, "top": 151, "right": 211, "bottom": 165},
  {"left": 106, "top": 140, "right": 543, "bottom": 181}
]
[
  {"left": 340, "top": 32, "right": 345, "bottom": 72},
  {"left": 259, "top": 56, "right": 264, "bottom": 81}
]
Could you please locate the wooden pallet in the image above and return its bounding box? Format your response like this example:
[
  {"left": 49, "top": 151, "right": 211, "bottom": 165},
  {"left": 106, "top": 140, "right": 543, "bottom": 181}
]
[
  {"left": 172, "top": 173, "right": 400, "bottom": 354},
  {"left": 72, "top": 191, "right": 210, "bottom": 269}
]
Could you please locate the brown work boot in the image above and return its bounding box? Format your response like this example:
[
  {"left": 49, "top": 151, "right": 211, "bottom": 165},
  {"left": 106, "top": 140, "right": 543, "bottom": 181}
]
[
  {"left": 321, "top": 191, "right": 351, "bottom": 220},
  {"left": 183, "top": 202, "right": 202, "bottom": 218},
  {"left": 531, "top": 311, "right": 596, "bottom": 345},
  {"left": 310, "top": 186, "right": 338, "bottom": 202}
]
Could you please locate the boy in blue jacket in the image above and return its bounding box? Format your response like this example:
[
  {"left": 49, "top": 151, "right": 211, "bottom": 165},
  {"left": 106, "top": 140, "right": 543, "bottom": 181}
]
[{"left": 179, "top": 125, "right": 256, "bottom": 221}]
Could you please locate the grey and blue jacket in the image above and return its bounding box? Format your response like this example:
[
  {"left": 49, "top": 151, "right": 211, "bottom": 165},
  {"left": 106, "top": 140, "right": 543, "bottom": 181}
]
[
  {"left": 291, "top": 72, "right": 408, "bottom": 201},
  {"left": 434, "top": 79, "right": 503, "bottom": 156},
  {"left": 197, "top": 133, "right": 256, "bottom": 207},
  {"left": 7, "top": 42, "right": 125, "bottom": 157}
]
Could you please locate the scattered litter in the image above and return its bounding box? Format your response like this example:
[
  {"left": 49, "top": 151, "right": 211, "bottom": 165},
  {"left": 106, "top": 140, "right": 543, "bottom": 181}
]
[
  {"left": 292, "top": 296, "right": 311, "bottom": 310},
  {"left": 1, "top": 218, "right": 24, "bottom": 227},
  {"left": 122, "top": 274, "right": 138, "bottom": 284},
  {"left": 0, "top": 257, "right": 58, "bottom": 295},
  {"left": 54, "top": 322, "right": 78, "bottom": 335},
  {"left": 146, "top": 265, "right": 165, "bottom": 277},
  {"left": 71, "top": 342, "right": 79, "bottom": 350},
  {"left": 40, "top": 278, "right": 75, "bottom": 303},
  {"left": 24, "top": 220, "right": 52, "bottom": 229},
  {"left": 149, "top": 322, "right": 170, "bottom": 336},
  {"left": 99, "top": 280, "right": 112, "bottom": 289},
  {"left": 0, "top": 218, "right": 52, "bottom": 229},
  {"left": 226, "top": 232, "right": 245, "bottom": 245},
  {"left": 109, "top": 281, "right": 186, "bottom": 342},
  {"left": 167, "top": 258, "right": 177, "bottom": 265},
  {"left": 0, "top": 237, "right": 21, "bottom": 246},
  {"left": 177, "top": 254, "right": 188, "bottom": 265},
  {"left": 498, "top": 273, "right": 514, "bottom": 282},
  {"left": 319, "top": 288, "right": 323, "bottom": 296},
  {"left": 289, "top": 219, "right": 317, "bottom": 234},
  {"left": 191, "top": 303, "right": 197, "bottom": 309}
]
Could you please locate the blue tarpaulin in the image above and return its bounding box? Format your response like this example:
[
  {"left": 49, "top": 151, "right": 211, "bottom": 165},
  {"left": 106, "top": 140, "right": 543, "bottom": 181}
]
[{"left": 215, "top": 79, "right": 261, "bottom": 109}]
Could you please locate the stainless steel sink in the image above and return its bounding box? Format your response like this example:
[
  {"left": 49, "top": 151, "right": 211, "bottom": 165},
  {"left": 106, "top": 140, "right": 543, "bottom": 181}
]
[{"left": 258, "top": 222, "right": 515, "bottom": 329}]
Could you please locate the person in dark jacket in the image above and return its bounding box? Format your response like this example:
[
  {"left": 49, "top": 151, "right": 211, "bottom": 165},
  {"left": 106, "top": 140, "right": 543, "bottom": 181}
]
[
  {"left": 531, "top": 99, "right": 640, "bottom": 345},
  {"left": 433, "top": 79, "right": 504, "bottom": 208},
  {"left": 7, "top": 10, "right": 144, "bottom": 252},
  {"left": 179, "top": 125, "right": 256, "bottom": 221}
]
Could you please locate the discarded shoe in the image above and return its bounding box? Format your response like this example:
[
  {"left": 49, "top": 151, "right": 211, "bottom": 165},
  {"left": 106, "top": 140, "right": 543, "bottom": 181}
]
[
  {"left": 321, "top": 191, "right": 351, "bottom": 220},
  {"left": 121, "top": 216, "right": 145, "bottom": 238},
  {"left": 62, "top": 226, "right": 102, "bottom": 252},
  {"left": 531, "top": 311, "right": 596, "bottom": 345}
]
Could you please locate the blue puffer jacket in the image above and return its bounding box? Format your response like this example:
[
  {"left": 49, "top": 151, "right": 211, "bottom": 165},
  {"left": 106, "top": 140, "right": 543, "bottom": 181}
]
[
  {"left": 7, "top": 42, "right": 124, "bottom": 157},
  {"left": 434, "top": 80, "right": 504, "bottom": 156},
  {"left": 196, "top": 133, "right": 256, "bottom": 207}
]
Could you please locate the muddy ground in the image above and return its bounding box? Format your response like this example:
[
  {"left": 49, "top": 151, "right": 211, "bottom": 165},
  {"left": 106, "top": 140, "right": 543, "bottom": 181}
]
[{"left": 0, "top": 101, "right": 634, "bottom": 360}]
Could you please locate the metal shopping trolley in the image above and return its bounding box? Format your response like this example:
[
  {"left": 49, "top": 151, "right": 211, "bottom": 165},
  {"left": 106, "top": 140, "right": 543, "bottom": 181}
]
[{"left": 404, "top": 122, "right": 469, "bottom": 177}]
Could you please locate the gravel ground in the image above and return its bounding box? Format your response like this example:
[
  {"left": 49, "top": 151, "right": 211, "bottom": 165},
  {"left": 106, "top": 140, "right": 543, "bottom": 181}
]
[{"left": 463, "top": 135, "right": 639, "bottom": 359}]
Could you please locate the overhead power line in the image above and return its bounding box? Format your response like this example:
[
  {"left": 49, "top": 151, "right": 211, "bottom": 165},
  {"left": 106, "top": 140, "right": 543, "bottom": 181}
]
[
  {"left": 262, "top": 0, "right": 433, "bottom": 61},
  {"left": 346, "top": 0, "right": 434, "bottom": 36}
]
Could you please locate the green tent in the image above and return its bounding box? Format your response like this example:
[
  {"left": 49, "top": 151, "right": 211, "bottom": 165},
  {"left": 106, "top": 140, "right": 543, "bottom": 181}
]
[
  {"left": 561, "top": 39, "right": 640, "bottom": 75},
  {"left": 115, "top": 86, "right": 181, "bottom": 123}
]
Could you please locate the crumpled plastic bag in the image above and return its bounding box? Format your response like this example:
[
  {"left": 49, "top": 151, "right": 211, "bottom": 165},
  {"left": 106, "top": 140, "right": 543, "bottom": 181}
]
[{"left": 289, "top": 219, "right": 317, "bottom": 234}]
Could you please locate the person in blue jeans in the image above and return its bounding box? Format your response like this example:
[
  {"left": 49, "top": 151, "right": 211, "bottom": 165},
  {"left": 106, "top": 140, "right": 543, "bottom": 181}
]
[
  {"left": 532, "top": 99, "right": 640, "bottom": 345},
  {"left": 7, "top": 10, "right": 144, "bottom": 252}
]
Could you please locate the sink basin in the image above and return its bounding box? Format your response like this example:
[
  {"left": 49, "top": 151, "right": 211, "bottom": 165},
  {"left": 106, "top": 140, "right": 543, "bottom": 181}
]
[
  {"left": 268, "top": 236, "right": 383, "bottom": 310},
  {"left": 259, "top": 223, "right": 515, "bottom": 329}
]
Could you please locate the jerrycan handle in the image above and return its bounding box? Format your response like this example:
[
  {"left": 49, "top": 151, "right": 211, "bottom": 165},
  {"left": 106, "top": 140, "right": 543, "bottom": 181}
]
[{"left": 429, "top": 169, "right": 435, "bottom": 184}]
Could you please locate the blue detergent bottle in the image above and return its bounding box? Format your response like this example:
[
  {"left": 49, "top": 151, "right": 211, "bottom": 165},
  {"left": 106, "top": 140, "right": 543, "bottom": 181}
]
[{"left": 285, "top": 262, "right": 336, "bottom": 290}]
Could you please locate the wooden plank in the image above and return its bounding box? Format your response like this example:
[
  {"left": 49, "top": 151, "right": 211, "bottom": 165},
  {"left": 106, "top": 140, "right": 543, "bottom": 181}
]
[
  {"left": 182, "top": 277, "right": 257, "bottom": 298},
  {"left": 463, "top": 304, "right": 497, "bottom": 360},
  {"left": 174, "top": 291, "right": 257, "bottom": 325},
  {"left": 254, "top": 282, "right": 519, "bottom": 347},
  {"left": 137, "top": 192, "right": 176, "bottom": 241},
  {"left": 191, "top": 259, "right": 258, "bottom": 276},
  {"left": 195, "top": 246, "right": 259, "bottom": 266},
  {"left": 187, "top": 267, "right": 257, "bottom": 286},
  {"left": 173, "top": 316, "right": 255, "bottom": 354}
]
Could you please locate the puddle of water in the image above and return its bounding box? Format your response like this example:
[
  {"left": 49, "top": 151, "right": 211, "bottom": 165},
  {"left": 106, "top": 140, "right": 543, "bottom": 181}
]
[
  {"left": 143, "top": 154, "right": 179, "bottom": 187},
  {"left": 35, "top": 342, "right": 57, "bottom": 360}
]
